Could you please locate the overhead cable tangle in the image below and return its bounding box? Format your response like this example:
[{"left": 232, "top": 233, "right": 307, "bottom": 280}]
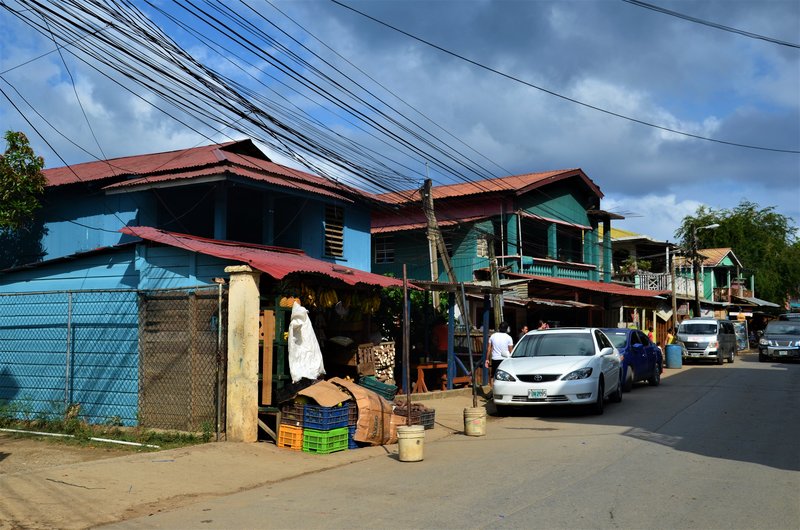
[
  {"left": 621, "top": 0, "right": 800, "bottom": 49},
  {"left": 331, "top": 0, "right": 800, "bottom": 154}
]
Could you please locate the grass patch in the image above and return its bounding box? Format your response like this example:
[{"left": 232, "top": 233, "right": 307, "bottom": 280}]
[{"left": 0, "top": 399, "right": 210, "bottom": 451}]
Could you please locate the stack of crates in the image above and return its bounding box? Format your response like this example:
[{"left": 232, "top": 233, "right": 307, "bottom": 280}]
[
  {"left": 277, "top": 402, "right": 305, "bottom": 450},
  {"left": 302, "top": 402, "right": 350, "bottom": 454},
  {"left": 347, "top": 402, "right": 359, "bottom": 449}
]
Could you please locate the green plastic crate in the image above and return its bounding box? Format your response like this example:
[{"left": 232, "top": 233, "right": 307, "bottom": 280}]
[{"left": 302, "top": 427, "right": 349, "bottom": 454}]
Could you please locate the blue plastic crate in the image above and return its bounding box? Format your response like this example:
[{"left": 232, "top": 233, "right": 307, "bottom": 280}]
[
  {"left": 303, "top": 403, "right": 350, "bottom": 430},
  {"left": 348, "top": 425, "right": 358, "bottom": 449}
]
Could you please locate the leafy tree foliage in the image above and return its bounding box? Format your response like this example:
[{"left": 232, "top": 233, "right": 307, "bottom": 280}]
[
  {"left": 0, "top": 131, "right": 46, "bottom": 231},
  {"left": 675, "top": 201, "right": 800, "bottom": 306}
]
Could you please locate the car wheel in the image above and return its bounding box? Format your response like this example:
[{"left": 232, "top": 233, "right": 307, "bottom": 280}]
[
  {"left": 591, "top": 380, "right": 604, "bottom": 415},
  {"left": 648, "top": 362, "right": 661, "bottom": 386},
  {"left": 728, "top": 349, "right": 735, "bottom": 364},
  {"left": 622, "top": 367, "right": 633, "bottom": 392},
  {"left": 610, "top": 379, "right": 622, "bottom": 403}
]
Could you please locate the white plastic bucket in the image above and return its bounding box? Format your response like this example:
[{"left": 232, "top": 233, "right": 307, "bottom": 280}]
[
  {"left": 463, "top": 407, "right": 486, "bottom": 436},
  {"left": 397, "top": 425, "right": 425, "bottom": 462}
]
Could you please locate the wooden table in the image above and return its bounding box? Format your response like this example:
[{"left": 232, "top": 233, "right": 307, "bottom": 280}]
[{"left": 411, "top": 362, "right": 448, "bottom": 393}]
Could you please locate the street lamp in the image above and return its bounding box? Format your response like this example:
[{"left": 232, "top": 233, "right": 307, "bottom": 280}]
[{"left": 693, "top": 223, "right": 720, "bottom": 317}]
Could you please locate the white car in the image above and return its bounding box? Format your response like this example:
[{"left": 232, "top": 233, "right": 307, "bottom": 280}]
[{"left": 492, "top": 327, "right": 622, "bottom": 415}]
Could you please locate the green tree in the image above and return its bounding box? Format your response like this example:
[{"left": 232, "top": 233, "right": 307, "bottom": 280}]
[
  {"left": 0, "top": 131, "right": 46, "bottom": 230},
  {"left": 675, "top": 201, "right": 800, "bottom": 306}
]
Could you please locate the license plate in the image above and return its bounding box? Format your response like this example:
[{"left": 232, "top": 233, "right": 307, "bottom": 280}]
[
  {"left": 778, "top": 350, "right": 788, "bottom": 356},
  {"left": 528, "top": 388, "right": 547, "bottom": 399}
]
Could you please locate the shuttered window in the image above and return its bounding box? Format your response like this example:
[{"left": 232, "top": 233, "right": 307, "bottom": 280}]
[{"left": 324, "top": 205, "right": 344, "bottom": 258}]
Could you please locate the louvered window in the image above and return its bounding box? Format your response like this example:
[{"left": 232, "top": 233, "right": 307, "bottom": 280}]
[
  {"left": 374, "top": 234, "right": 394, "bottom": 264},
  {"left": 324, "top": 205, "right": 344, "bottom": 258}
]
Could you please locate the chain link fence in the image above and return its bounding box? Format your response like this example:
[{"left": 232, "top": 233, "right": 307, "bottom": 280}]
[{"left": 0, "top": 287, "right": 226, "bottom": 432}]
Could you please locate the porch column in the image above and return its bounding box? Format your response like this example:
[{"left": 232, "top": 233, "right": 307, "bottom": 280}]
[{"left": 225, "top": 265, "right": 262, "bottom": 442}]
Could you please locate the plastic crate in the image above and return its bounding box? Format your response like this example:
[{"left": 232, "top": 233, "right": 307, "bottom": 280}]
[
  {"left": 394, "top": 404, "right": 435, "bottom": 430},
  {"left": 277, "top": 424, "right": 303, "bottom": 450},
  {"left": 348, "top": 403, "right": 358, "bottom": 426},
  {"left": 358, "top": 376, "right": 398, "bottom": 401},
  {"left": 303, "top": 427, "right": 349, "bottom": 454},
  {"left": 348, "top": 425, "right": 358, "bottom": 449},
  {"left": 303, "top": 403, "right": 350, "bottom": 430},
  {"left": 280, "top": 402, "right": 304, "bottom": 427}
]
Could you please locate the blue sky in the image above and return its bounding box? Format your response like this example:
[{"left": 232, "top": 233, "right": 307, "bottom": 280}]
[{"left": 1, "top": 0, "right": 798, "bottom": 243}]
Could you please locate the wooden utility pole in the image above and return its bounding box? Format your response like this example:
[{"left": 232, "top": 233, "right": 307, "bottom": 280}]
[
  {"left": 421, "top": 179, "right": 467, "bottom": 321},
  {"left": 486, "top": 234, "right": 504, "bottom": 328}
]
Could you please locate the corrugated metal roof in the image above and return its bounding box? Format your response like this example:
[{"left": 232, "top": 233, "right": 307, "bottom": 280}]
[
  {"left": 376, "top": 168, "right": 600, "bottom": 204},
  {"left": 373, "top": 215, "right": 492, "bottom": 234},
  {"left": 505, "top": 271, "right": 669, "bottom": 298},
  {"left": 44, "top": 139, "right": 373, "bottom": 202},
  {"left": 733, "top": 295, "right": 780, "bottom": 308},
  {"left": 120, "top": 226, "right": 406, "bottom": 288}
]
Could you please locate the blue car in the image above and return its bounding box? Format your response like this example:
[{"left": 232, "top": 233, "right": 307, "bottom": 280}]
[{"left": 601, "top": 328, "right": 662, "bottom": 392}]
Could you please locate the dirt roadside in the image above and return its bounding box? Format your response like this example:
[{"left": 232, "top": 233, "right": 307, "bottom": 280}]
[{"left": 0, "top": 432, "right": 135, "bottom": 475}]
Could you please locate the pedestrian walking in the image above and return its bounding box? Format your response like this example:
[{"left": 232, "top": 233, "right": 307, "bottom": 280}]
[{"left": 485, "top": 321, "right": 514, "bottom": 378}]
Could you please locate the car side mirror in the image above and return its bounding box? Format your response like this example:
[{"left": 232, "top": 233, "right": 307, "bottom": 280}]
[{"left": 600, "top": 347, "right": 614, "bottom": 356}]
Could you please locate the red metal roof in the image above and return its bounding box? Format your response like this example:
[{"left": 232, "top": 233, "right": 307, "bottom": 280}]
[
  {"left": 44, "top": 139, "right": 373, "bottom": 203},
  {"left": 120, "top": 226, "right": 406, "bottom": 289},
  {"left": 505, "top": 271, "right": 669, "bottom": 299},
  {"left": 376, "top": 169, "right": 601, "bottom": 204}
]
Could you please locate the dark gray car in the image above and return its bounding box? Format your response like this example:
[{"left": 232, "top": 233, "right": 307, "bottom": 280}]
[{"left": 759, "top": 320, "right": 800, "bottom": 362}]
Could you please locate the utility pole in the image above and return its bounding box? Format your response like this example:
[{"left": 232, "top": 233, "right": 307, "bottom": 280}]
[
  {"left": 670, "top": 251, "right": 677, "bottom": 331},
  {"left": 486, "top": 234, "right": 504, "bottom": 329},
  {"left": 424, "top": 165, "right": 440, "bottom": 309},
  {"left": 421, "top": 179, "right": 467, "bottom": 321}
]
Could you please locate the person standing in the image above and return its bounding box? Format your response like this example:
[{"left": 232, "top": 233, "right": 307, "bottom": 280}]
[
  {"left": 518, "top": 325, "right": 529, "bottom": 342},
  {"left": 666, "top": 327, "right": 675, "bottom": 345},
  {"left": 485, "top": 321, "right": 514, "bottom": 377},
  {"left": 537, "top": 319, "right": 549, "bottom": 330}
]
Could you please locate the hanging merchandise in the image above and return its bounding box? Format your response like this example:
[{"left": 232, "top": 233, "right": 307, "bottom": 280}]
[{"left": 288, "top": 301, "right": 326, "bottom": 383}]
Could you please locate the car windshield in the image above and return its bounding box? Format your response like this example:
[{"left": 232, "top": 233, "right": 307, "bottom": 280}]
[
  {"left": 679, "top": 323, "right": 717, "bottom": 335},
  {"left": 512, "top": 333, "right": 595, "bottom": 357},
  {"left": 605, "top": 333, "right": 628, "bottom": 349},
  {"left": 765, "top": 322, "right": 800, "bottom": 335}
]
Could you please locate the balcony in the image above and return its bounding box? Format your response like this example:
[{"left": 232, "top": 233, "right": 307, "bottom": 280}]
[
  {"left": 521, "top": 256, "right": 595, "bottom": 281},
  {"left": 714, "top": 287, "right": 753, "bottom": 302},
  {"left": 616, "top": 271, "right": 697, "bottom": 297}
]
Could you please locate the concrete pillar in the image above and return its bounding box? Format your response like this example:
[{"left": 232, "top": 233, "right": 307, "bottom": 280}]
[{"left": 225, "top": 265, "right": 261, "bottom": 442}]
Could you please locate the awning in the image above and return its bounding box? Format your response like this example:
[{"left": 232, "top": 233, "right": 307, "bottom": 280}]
[
  {"left": 120, "top": 226, "right": 407, "bottom": 289},
  {"left": 733, "top": 295, "right": 780, "bottom": 308},
  {"left": 504, "top": 272, "right": 669, "bottom": 299}
]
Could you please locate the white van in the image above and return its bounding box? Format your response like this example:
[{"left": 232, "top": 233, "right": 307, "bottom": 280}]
[{"left": 676, "top": 319, "right": 736, "bottom": 365}]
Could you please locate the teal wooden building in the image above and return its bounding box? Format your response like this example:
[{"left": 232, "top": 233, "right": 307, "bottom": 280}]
[{"left": 371, "top": 169, "right": 622, "bottom": 285}]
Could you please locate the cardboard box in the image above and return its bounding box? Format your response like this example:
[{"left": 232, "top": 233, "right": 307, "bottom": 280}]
[
  {"left": 329, "top": 377, "right": 393, "bottom": 446},
  {"left": 296, "top": 380, "right": 351, "bottom": 407}
]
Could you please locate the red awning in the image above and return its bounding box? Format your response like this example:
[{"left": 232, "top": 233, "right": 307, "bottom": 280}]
[
  {"left": 120, "top": 226, "right": 407, "bottom": 289},
  {"left": 505, "top": 271, "right": 669, "bottom": 299}
]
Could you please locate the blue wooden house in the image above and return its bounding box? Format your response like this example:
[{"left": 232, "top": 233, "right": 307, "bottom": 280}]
[{"left": 0, "top": 139, "right": 396, "bottom": 429}]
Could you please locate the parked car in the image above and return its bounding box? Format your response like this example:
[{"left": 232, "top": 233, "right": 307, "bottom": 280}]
[
  {"left": 601, "top": 328, "right": 662, "bottom": 391},
  {"left": 758, "top": 320, "right": 800, "bottom": 362},
  {"left": 492, "top": 327, "right": 622, "bottom": 415},
  {"left": 676, "top": 318, "right": 736, "bottom": 364}
]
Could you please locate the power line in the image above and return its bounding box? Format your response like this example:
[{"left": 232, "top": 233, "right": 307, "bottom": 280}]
[
  {"left": 621, "top": 0, "right": 800, "bottom": 49},
  {"left": 331, "top": 0, "right": 800, "bottom": 155}
]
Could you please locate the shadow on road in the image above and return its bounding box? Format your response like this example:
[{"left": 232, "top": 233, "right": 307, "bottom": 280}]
[{"left": 488, "top": 353, "right": 800, "bottom": 472}]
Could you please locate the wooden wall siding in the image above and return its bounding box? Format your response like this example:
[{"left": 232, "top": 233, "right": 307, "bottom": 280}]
[
  {"left": 0, "top": 291, "right": 138, "bottom": 425},
  {"left": 0, "top": 249, "right": 139, "bottom": 293},
  {"left": 138, "top": 289, "right": 224, "bottom": 431},
  {"left": 137, "top": 246, "right": 232, "bottom": 290},
  {"left": 41, "top": 192, "right": 148, "bottom": 262}
]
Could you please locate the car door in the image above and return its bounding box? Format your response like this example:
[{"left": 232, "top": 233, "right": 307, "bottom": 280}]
[
  {"left": 637, "top": 330, "right": 658, "bottom": 374},
  {"left": 595, "top": 330, "right": 620, "bottom": 392},
  {"left": 629, "top": 331, "right": 646, "bottom": 381}
]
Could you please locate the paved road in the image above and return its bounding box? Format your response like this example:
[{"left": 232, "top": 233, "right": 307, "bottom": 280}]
[{"left": 108, "top": 353, "right": 799, "bottom": 529}]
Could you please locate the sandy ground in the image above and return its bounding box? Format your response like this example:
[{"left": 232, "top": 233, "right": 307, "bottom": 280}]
[{"left": 0, "top": 432, "right": 134, "bottom": 475}]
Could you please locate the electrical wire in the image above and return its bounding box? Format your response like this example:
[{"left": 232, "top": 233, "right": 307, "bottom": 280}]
[
  {"left": 331, "top": 0, "right": 800, "bottom": 154},
  {"left": 621, "top": 0, "right": 800, "bottom": 49}
]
